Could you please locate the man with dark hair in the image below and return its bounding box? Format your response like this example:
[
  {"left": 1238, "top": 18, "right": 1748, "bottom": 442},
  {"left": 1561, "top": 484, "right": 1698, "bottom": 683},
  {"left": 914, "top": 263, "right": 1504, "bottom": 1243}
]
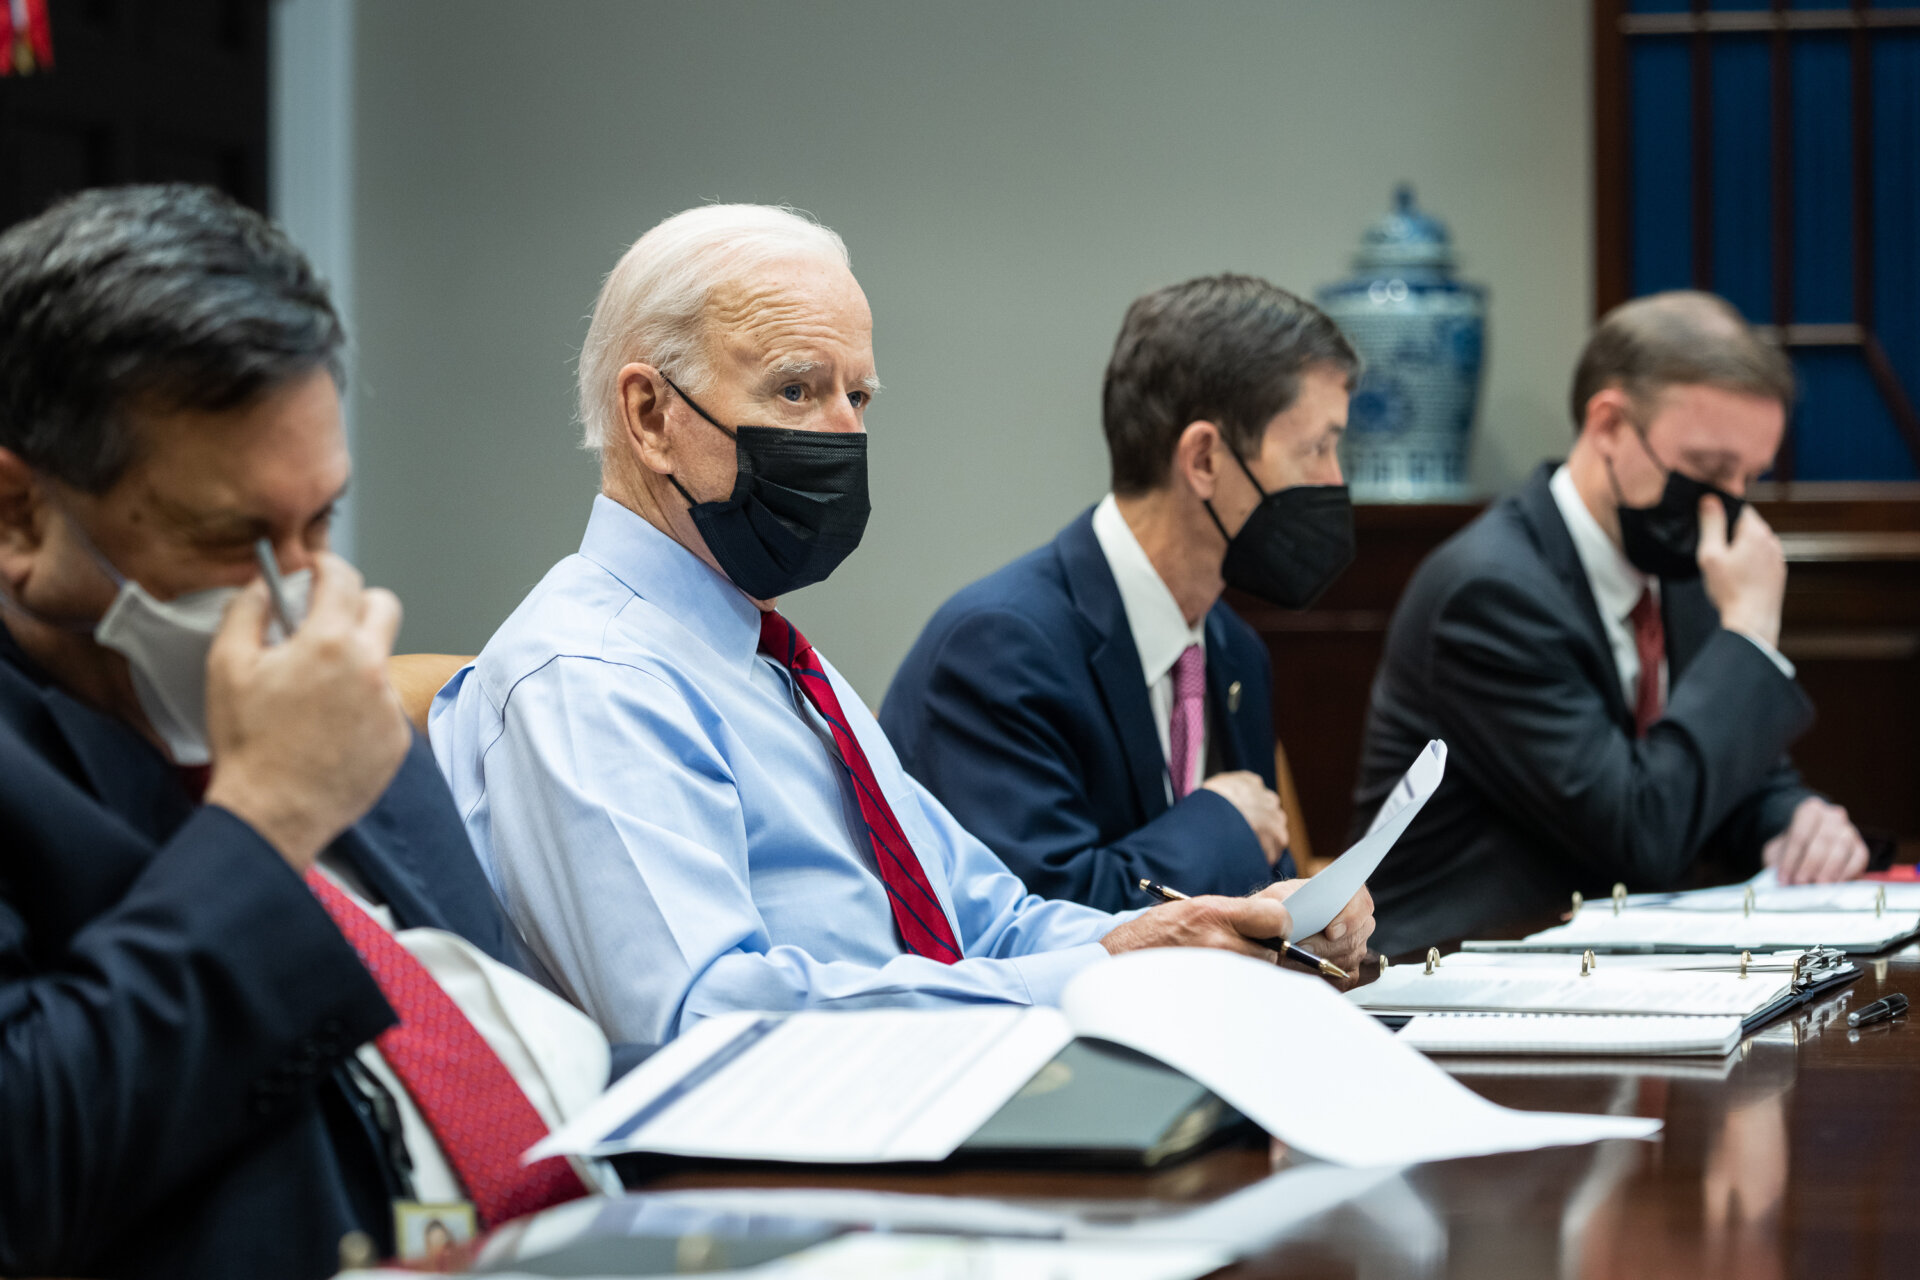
[
  {"left": 0, "top": 185, "right": 614, "bottom": 1280},
  {"left": 1353, "top": 290, "right": 1867, "bottom": 955},
  {"left": 883, "top": 275, "right": 1374, "bottom": 939}
]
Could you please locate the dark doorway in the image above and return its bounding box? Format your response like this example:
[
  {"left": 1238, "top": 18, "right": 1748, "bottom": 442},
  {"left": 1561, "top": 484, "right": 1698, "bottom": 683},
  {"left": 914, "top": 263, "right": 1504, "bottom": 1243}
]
[{"left": 0, "top": 0, "right": 268, "bottom": 228}]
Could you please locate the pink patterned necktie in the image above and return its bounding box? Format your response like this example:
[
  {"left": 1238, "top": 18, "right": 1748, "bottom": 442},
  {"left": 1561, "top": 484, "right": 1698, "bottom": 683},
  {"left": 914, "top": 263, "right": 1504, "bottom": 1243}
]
[{"left": 1168, "top": 643, "right": 1206, "bottom": 799}]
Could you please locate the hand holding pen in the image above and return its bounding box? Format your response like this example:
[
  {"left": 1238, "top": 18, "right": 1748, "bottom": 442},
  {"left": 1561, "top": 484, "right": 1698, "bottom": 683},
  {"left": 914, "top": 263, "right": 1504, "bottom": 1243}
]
[
  {"left": 1137, "top": 879, "right": 1350, "bottom": 980},
  {"left": 201, "top": 545, "right": 411, "bottom": 872}
]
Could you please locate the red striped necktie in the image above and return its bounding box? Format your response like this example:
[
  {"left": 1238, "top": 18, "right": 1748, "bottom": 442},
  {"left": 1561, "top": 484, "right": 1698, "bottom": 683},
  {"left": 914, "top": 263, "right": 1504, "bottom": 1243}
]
[
  {"left": 304, "top": 870, "right": 591, "bottom": 1226},
  {"left": 757, "top": 610, "right": 963, "bottom": 964},
  {"left": 1629, "top": 586, "right": 1665, "bottom": 738}
]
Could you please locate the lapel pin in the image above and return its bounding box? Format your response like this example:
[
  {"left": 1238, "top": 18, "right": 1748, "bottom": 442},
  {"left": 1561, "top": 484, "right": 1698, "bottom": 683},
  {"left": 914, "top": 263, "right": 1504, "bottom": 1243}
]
[{"left": 1227, "top": 680, "right": 1242, "bottom": 713}]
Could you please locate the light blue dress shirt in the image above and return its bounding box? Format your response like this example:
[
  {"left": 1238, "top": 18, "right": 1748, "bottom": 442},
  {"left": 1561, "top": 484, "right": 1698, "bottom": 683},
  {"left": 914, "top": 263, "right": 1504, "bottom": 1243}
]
[{"left": 431, "top": 495, "right": 1128, "bottom": 1045}]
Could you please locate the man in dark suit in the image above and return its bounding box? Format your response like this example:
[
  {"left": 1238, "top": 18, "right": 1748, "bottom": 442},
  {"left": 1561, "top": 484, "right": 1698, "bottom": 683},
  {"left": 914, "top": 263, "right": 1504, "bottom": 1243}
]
[
  {"left": 883, "top": 276, "right": 1374, "bottom": 962},
  {"left": 0, "top": 187, "right": 615, "bottom": 1280},
  {"left": 1353, "top": 291, "right": 1869, "bottom": 955}
]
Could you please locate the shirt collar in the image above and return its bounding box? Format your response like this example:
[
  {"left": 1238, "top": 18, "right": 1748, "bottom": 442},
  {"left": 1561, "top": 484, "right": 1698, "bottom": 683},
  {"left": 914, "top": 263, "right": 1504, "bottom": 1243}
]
[
  {"left": 1090, "top": 494, "right": 1206, "bottom": 686},
  {"left": 1549, "top": 463, "right": 1654, "bottom": 623},
  {"left": 579, "top": 493, "right": 765, "bottom": 669}
]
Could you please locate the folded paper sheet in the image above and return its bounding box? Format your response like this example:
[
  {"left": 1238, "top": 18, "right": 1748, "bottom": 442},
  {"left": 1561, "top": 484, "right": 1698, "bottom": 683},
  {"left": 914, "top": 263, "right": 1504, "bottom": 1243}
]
[
  {"left": 1282, "top": 740, "right": 1446, "bottom": 938},
  {"left": 1059, "top": 949, "right": 1660, "bottom": 1165}
]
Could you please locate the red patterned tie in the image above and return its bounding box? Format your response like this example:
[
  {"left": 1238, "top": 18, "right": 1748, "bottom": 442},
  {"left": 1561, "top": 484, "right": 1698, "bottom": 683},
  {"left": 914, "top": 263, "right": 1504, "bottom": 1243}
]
[
  {"left": 758, "top": 610, "right": 963, "bottom": 963},
  {"left": 1629, "top": 587, "right": 1665, "bottom": 738},
  {"left": 304, "top": 871, "right": 590, "bottom": 1226}
]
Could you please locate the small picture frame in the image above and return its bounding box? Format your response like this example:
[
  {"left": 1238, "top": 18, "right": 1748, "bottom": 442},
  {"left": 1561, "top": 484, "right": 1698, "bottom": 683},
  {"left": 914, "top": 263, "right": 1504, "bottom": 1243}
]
[{"left": 394, "top": 1200, "right": 479, "bottom": 1266}]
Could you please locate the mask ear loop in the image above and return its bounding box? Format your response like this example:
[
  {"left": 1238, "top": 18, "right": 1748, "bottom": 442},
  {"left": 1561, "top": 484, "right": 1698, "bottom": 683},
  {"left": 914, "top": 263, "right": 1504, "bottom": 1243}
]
[
  {"left": 0, "top": 484, "right": 128, "bottom": 633},
  {"left": 1201, "top": 430, "right": 1270, "bottom": 546},
  {"left": 40, "top": 483, "right": 131, "bottom": 589},
  {"left": 658, "top": 373, "right": 739, "bottom": 511},
  {"left": 1625, "top": 414, "right": 1676, "bottom": 481}
]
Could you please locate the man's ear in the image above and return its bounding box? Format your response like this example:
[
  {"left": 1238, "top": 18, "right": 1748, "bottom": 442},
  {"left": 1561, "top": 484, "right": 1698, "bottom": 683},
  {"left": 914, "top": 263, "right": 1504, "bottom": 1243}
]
[
  {"left": 1173, "top": 421, "right": 1223, "bottom": 502},
  {"left": 1582, "top": 387, "right": 1635, "bottom": 457},
  {"left": 0, "top": 449, "right": 47, "bottom": 590},
  {"left": 616, "top": 363, "right": 676, "bottom": 476}
]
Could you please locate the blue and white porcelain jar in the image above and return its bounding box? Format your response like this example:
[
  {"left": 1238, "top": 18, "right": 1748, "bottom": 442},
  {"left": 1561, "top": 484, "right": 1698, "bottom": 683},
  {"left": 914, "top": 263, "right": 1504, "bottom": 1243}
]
[{"left": 1317, "top": 185, "right": 1487, "bottom": 502}]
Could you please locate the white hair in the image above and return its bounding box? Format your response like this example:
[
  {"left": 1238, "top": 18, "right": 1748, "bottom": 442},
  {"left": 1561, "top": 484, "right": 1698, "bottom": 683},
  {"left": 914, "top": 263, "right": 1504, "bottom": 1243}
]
[{"left": 576, "top": 204, "right": 851, "bottom": 452}]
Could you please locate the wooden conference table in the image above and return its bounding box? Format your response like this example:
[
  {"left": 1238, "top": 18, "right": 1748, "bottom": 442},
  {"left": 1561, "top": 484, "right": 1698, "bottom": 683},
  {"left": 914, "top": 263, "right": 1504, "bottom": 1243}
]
[{"left": 631, "top": 922, "right": 1920, "bottom": 1280}]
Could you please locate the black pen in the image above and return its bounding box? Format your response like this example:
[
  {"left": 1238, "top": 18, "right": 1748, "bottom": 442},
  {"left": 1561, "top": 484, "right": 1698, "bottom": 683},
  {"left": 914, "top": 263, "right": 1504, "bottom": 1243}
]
[
  {"left": 1136, "top": 878, "right": 1349, "bottom": 980},
  {"left": 1848, "top": 992, "right": 1908, "bottom": 1028}
]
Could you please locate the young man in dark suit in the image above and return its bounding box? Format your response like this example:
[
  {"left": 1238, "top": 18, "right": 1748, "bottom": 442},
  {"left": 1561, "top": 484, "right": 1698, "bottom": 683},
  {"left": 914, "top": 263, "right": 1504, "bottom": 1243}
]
[
  {"left": 1353, "top": 291, "right": 1868, "bottom": 955},
  {"left": 883, "top": 275, "right": 1372, "bottom": 948},
  {"left": 0, "top": 187, "right": 621, "bottom": 1280}
]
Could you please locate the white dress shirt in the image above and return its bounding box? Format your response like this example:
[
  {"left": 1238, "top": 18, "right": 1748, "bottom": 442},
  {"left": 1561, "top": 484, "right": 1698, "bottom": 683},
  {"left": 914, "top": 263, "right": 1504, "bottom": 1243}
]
[
  {"left": 1091, "top": 494, "right": 1208, "bottom": 801},
  {"left": 315, "top": 856, "right": 617, "bottom": 1202},
  {"left": 1548, "top": 464, "right": 1792, "bottom": 710},
  {"left": 430, "top": 496, "right": 1128, "bottom": 1047}
]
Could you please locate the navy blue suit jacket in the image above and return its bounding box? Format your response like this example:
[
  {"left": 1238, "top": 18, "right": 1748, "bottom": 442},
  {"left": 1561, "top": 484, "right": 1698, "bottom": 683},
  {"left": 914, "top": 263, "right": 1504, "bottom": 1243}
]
[
  {"left": 881, "top": 507, "right": 1289, "bottom": 914},
  {"left": 0, "top": 626, "right": 583, "bottom": 1280}
]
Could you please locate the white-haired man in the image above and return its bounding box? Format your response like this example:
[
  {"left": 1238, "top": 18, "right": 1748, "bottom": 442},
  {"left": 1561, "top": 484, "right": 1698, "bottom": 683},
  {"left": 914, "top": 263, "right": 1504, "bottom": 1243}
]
[{"left": 430, "top": 205, "right": 1372, "bottom": 1045}]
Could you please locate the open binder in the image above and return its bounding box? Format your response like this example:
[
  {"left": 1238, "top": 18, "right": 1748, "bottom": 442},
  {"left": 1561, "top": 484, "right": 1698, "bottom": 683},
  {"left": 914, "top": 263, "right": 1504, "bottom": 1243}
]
[
  {"left": 1364, "top": 945, "right": 1858, "bottom": 1038},
  {"left": 1464, "top": 897, "right": 1920, "bottom": 955}
]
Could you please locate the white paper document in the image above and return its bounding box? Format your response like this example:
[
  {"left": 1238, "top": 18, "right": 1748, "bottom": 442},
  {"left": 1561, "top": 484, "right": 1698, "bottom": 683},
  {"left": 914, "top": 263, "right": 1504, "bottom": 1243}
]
[
  {"left": 424, "top": 1236, "right": 1232, "bottom": 1280},
  {"left": 1439, "top": 950, "right": 1808, "bottom": 974},
  {"left": 1284, "top": 739, "right": 1446, "bottom": 938},
  {"left": 530, "top": 1005, "right": 1073, "bottom": 1164},
  {"left": 1397, "top": 1014, "right": 1744, "bottom": 1057},
  {"left": 1059, "top": 948, "right": 1660, "bottom": 1165},
  {"left": 1464, "top": 907, "right": 1920, "bottom": 954},
  {"left": 1351, "top": 965, "right": 1793, "bottom": 1018},
  {"left": 535, "top": 946, "right": 1657, "bottom": 1171},
  {"left": 1627, "top": 871, "right": 1920, "bottom": 914},
  {"left": 743, "top": 1235, "right": 1233, "bottom": 1280}
]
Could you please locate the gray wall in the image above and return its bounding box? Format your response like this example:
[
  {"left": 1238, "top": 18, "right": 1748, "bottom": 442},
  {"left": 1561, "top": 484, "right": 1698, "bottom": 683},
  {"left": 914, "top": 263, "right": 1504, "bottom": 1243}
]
[{"left": 350, "top": 0, "right": 1591, "bottom": 704}]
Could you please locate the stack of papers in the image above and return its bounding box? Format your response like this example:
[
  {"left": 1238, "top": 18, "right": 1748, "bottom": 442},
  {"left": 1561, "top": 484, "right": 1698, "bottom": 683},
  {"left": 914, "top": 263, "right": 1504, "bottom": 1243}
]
[
  {"left": 1396, "top": 1014, "right": 1744, "bottom": 1057},
  {"left": 1353, "top": 965, "right": 1796, "bottom": 1018},
  {"left": 1352, "top": 957, "right": 1801, "bottom": 1057}
]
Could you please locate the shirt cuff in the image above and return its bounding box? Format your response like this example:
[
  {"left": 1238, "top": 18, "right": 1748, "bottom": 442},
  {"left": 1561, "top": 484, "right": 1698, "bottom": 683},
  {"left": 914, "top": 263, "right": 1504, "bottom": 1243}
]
[
  {"left": 1007, "top": 942, "right": 1112, "bottom": 1007},
  {"left": 1732, "top": 630, "right": 1797, "bottom": 680}
]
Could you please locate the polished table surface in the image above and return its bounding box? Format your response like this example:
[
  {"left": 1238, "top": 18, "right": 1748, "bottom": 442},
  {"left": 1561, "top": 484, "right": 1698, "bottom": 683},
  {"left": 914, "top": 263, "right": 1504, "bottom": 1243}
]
[{"left": 632, "top": 932, "right": 1920, "bottom": 1280}]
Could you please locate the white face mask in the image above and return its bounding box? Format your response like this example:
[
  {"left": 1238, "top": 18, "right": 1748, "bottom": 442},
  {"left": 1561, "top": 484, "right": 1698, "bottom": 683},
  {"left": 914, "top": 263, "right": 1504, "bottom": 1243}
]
[{"left": 92, "top": 569, "right": 312, "bottom": 765}]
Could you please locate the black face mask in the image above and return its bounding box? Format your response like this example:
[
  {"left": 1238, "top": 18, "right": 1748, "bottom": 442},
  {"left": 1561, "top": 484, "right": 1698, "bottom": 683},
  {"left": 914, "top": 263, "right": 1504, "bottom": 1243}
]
[
  {"left": 1203, "top": 447, "right": 1356, "bottom": 610},
  {"left": 1608, "top": 428, "right": 1746, "bottom": 581},
  {"left": 662, "top": 377, "right": 872, "bottom": 599}
]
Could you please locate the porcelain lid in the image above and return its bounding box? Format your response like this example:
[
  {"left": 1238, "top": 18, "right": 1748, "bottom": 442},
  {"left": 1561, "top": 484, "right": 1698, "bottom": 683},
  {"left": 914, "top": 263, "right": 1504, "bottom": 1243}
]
[{"left": 1353, "top": 184, "right": 1455, "bottom": 272}]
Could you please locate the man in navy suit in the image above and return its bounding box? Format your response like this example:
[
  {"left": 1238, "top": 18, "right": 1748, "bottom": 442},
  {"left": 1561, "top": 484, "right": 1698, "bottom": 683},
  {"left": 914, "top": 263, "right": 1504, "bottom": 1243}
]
[
  {"left": 884, "top": 275, "right": 1372, "bottom": 939},
  {"left": 0, "top": 187, "right": 618, "bottom": 1280}
]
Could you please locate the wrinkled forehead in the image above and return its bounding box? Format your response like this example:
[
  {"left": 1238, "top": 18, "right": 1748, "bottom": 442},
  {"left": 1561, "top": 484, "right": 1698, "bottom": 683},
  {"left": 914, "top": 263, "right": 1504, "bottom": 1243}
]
[
  {"left": 701, "top": 257, "right": 875, "bottom": 374},
  {"left": 1643, "top": 382, "right": 1785, "bottom": 467}
]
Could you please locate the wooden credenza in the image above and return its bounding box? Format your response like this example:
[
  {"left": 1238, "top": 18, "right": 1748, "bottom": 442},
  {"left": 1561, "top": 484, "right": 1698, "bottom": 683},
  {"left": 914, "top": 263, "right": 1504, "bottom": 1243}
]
[{"left": 1234, "top": 483, "right": 1920, "bottom": 858}]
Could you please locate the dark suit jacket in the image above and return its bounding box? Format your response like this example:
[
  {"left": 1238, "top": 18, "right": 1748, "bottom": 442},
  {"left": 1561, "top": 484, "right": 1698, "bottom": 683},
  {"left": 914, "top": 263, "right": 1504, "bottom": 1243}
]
[
  {"left": 0, "top": 626, "right": 556, "bottom": 1280},
  {"left": 881, "top": 507, "right": 1290, "bottom": 913},
  {"left": 1352, "top": 463, "right": 1815, "bottom": 954}
]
